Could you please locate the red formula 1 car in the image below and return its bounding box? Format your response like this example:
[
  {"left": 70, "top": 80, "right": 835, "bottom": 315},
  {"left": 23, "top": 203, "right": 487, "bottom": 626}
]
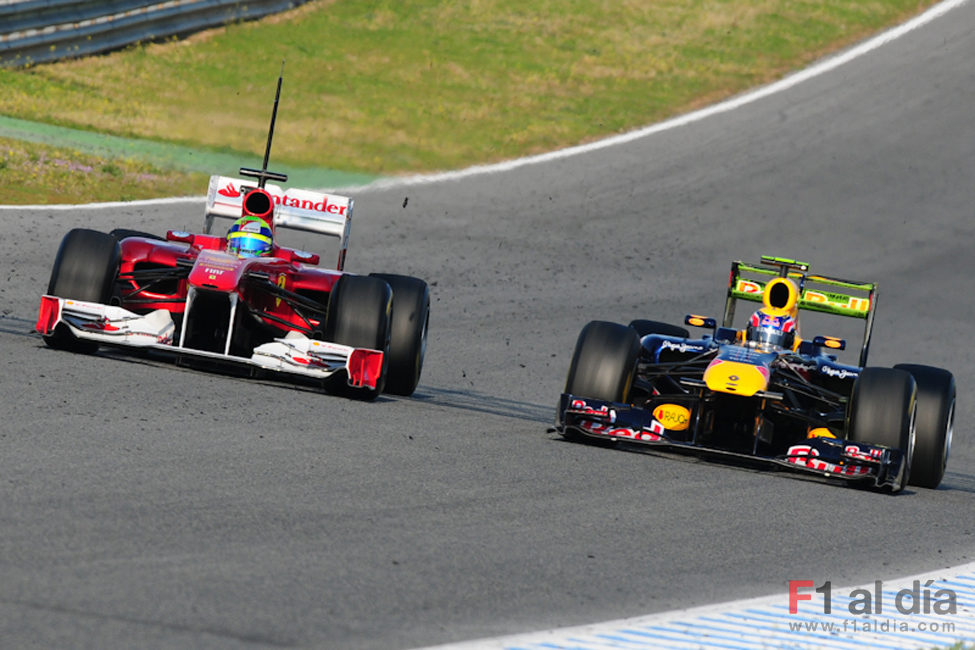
[{"left": 36, "top": 77, "right": 429, "bottom": 400}]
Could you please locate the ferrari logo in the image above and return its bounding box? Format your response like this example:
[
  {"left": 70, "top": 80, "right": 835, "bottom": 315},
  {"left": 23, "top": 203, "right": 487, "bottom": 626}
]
[{"left": 275, "top": 274, "right": 287, "bottom": 306}]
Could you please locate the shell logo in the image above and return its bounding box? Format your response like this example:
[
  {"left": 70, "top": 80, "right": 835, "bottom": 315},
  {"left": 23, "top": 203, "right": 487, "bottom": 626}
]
[
  {"left": 652, "top": 404, "right": 691, "bottom": 431},
  {"left": 807, "top": 427, "right": 836, "bottom": 439}
]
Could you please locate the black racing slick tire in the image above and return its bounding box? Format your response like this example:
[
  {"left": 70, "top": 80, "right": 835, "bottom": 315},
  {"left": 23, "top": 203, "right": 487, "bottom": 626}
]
[
  {"left": 565, "top": 321, "right": 641, "bottom": 404},
  {"left": 848, "top": 367, "right": 917, "bottom": 492},
  {"left": 895, "top": 364, "right": 955, "bottom": 489},
  {"left": 370, "top": 273, "right": 430, "bottom": 396},
  {"left": 628, "top": 319, "right": 690, "bottom": 339},
  {"left": 44, "top": 228, "right": 121, "bottom": 353},
  {"left": 324, "top": 274, "right": 392, "bottom": 400}
]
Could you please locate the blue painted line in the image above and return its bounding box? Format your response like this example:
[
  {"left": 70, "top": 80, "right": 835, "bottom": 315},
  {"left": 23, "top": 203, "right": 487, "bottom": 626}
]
[
  {"left": 605, "top": 627, "right": 746, "bottom": 649},
  {"left": 659, "top": 620, "right": 854, "bottom": 649},
  {"left": 721, "top": 611, "right": 864, "bottom": 646},
  {"left": 589, "top": 628, "right": 735, "bottom": 648},
  {"left": 689, "top": 615, "right": 863, "bottom": 648}
]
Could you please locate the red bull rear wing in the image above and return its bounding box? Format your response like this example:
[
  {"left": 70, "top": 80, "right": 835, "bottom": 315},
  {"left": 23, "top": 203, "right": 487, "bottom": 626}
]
[{"left": 723, "top": 255, "right": 877, "bottom": 365}]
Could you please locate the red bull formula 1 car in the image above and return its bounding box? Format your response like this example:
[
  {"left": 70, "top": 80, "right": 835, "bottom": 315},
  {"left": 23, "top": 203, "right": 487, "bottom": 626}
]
[
  {"left": 555, "top": 256, "right": 955, "bottom": 491},
  {"left": 35, "top": 75, "right": 429, "bottom": 400}
]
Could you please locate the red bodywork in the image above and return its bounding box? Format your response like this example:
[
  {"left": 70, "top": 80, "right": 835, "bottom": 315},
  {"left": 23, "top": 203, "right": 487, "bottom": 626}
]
[{"left": 117, "top": 230, "right": 340, "bottom": 336}]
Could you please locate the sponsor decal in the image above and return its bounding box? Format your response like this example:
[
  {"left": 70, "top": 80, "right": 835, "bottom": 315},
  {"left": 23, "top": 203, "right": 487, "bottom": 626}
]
[
  {"left": 240, "top": 220, "right": 266, "bottom": 233},
  {"left": 751, "top": 311, "right": 796, "bottom": 333},
  {"left": 568, "top": 399, "right": 616, "bottom": 422},
  {"left": 736, "top": 279, "right": 763, "bottom": 294},
  {"left": 820, "top": 365, "right": 859, "bottom": 379},
  {"left": 785, "top": 445, "right": 870, "bottom": 476},
  {"left": 196, "top": 252, "right": 237, "bottom": 272},
  {"left": 803, "top": 290, "right": 870, "bottom": 314},
  {"left": 218, "top": 182, "right": 241, "bottom": 198},
  {"left": 217, "top": 181, "right": 348, "bottom": 215},
  {"left": 275, "top": 273, "right": 287, "bottom": 307},
  {"left": 806, "top": 427, "right": 836, "bottom": 439},
  {"left": 309, "top": 340, "right": 350, "bottom": 354},
  {"left": 721, "top": 346, "right": 767, "bottom": 364},
  {"left": 81, "top": 320, "right": 119, "bottom": 332},
  {"left": 578, "top": 420, "right": 663, "bottom": 442},
  {"left": 652, "top": 404, "right": 691, "bottom": 431},
  {"left": 289, "top": 355, "right": 330, "bottom": 369},
  {"left": 275, "top": 194, "right": 348, "bottom": 215},
  {"left": 704, "top": 358, "right": 770, "bottom": 396},
  {"left": 788, "top": 579, "right": 956, "bottom": 616},
  {"left": 843, "top": 444, "right": 883, "bottom": 463},
  {"left": 660, "top": 339, "right": 706, "bottom": 354},
  {"left": 781, "top": 358, "right": 818, "bottom": 375}
]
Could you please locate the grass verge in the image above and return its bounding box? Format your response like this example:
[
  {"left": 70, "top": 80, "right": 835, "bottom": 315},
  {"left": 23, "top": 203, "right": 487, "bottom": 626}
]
[
  {"left": 0, "top": 0, "right": 942, "bottom": 204},
  {"left": 0, "top": 137, "right": 207, "bottom": 204}
]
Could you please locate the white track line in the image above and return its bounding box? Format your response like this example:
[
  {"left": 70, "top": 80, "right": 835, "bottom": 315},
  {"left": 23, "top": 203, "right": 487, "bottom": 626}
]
[
  {"left": 0, "top": 195, "right": 203, "bottom": 211},
  {"left": 0, "top": 0, "right": 967, "bottom": 209}
]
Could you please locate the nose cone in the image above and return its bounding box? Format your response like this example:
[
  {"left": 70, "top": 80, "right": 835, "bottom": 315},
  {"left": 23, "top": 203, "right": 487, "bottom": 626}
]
[
  {"left": 188, "top": 250, "right": 249, "bottom": 293},
  {"left": 704, "top": 358, "right": 770, "bottom": 397}
]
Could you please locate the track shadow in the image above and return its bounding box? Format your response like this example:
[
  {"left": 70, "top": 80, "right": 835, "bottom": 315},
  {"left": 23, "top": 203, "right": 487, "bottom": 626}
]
[
  {"left": 937, "top": 470, "right": 975, "bottom": 494},
  {"left": 407, "top": 385, "right": 554, "bottom": 424},
  {"left": 32, "top": 339, "right": 397, "bottom": 402},
  {"left": 0, "top": 315, "right": 39, "bottom": 337},
  {"left": 29, "top": 337, "right": 555, "bottom": 416}
]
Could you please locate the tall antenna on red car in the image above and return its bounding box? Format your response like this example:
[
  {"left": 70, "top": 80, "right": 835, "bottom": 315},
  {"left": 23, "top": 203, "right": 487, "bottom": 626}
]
[{"left": 240, "top": 61, "right": 289, "bottom": 189}]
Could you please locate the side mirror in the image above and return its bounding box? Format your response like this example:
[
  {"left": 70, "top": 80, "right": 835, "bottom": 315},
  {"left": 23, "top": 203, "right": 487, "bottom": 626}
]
[
  {"left": 167, "top": 230, "right": 195, "bottom": 243},
  {"left": 812, "top": 335, "right": 846, "bottom": 351},
  {"left": 684, "top": 314, "right": 717, "bottom": 329}
]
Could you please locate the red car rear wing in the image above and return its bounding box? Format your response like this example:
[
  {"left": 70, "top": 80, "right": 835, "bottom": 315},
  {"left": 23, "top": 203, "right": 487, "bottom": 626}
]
[{"left": 204, "top": 175, "right": 353, "bottom": 270}]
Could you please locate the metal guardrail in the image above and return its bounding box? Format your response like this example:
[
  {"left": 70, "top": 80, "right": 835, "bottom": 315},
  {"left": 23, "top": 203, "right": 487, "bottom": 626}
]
[{"left": 0, "top": 0, "right": 307, "bottom": 66}]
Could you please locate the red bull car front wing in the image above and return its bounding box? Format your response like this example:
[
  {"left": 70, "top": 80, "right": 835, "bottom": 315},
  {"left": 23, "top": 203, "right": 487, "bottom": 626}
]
[{"left": 556, "top": 393, "right": 908, "bottom": 492}]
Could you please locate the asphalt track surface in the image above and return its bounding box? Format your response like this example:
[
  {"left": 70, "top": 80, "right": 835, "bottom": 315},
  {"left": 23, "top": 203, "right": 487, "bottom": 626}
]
[{"left": 2, "top": 4, "right": 975, "bottom": 649}]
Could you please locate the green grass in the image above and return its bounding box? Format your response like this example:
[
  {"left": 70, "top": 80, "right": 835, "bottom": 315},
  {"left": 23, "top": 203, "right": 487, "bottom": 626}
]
[
  {"left": 0, "top": 137, "right": 207, "bottom": 204},
  {"left": 0, "top": 0, "right": 941, "bottom": 204}
]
